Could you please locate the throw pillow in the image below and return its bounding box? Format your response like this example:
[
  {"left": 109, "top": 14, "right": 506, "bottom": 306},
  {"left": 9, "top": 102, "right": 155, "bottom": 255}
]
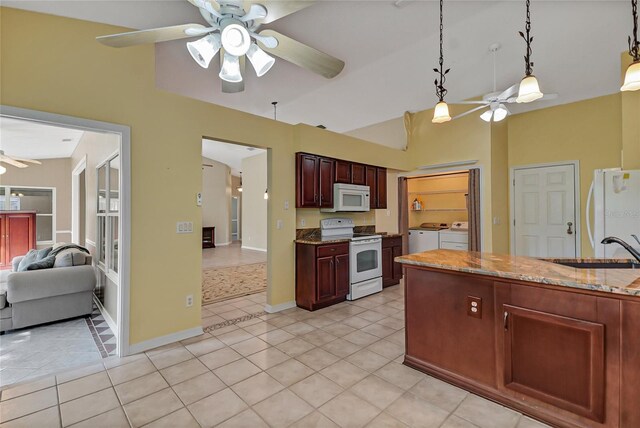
[
  {"left": 17, "top": 250, "right": 39, "bottom": 272},
  {"left": 26, "top": 255, "right": 56, "bottom": 270}
]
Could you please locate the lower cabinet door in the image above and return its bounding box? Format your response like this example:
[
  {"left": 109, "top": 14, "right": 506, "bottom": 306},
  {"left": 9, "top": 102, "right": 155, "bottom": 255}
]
[
  {"left": 381, "top": 247, "right": 393, "bottom": 287},
  {"left": 392, "top": 244, "right": 403, "bottom": 281},
  {"left": 335, "top": 254, "right": 350, "bottom": 296},
  {"left": 502, "top": 304, "right": 605, "bottom": 422},
  {"left": 316, "top": 256, "right": 336, "bottom": 301}
]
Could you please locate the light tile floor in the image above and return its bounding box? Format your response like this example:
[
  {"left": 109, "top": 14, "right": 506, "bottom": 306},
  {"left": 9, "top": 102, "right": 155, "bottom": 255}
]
[
  {"left": 202, "top": 242, "right": 267, "bottom": 270},
  {"left": 0, "top": 286, "right": 551, "bottom": 428}
]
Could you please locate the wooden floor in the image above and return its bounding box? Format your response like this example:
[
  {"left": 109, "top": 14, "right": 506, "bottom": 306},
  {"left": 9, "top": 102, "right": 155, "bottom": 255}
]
[{"left": 202, "top": 242, "right": 267, "bottom": 269}]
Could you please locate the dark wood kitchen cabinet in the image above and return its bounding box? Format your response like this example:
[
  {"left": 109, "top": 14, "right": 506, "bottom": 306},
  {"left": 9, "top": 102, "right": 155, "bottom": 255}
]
[
  {"left": 381, "top": 236, "right": 402, "bottom": 287},
  {"left": 296, "top": 152, "right": 387, "bottom": 209},
  {"left": 0, "top": 211, "right": 36, "bottom": 269},
  {"left": 296, "top": 242, "right": 350, "bottom": 311}
]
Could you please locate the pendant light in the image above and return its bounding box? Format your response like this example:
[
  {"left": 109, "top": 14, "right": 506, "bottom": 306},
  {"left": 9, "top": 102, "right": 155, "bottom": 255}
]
[
  {"left": 432, "top": 0, "right": 452, "bottom": 124},
  {"left": 622, "top": 0, "right": 640, "bottom": 91},
  {"left": 516, "top": 0, "right": 544, "bottom": 103}
]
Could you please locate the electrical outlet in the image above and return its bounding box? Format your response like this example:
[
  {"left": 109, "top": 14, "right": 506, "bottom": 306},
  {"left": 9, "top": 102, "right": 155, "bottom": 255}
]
[
  {"left": 386, "top": 209, "right": 391, "bottom": 217},
  {"left": 196, "top": 193, "right": 202, "bottom": 206},
  {"left": 467, "top": 296, "right": 482, "bottom": 319},
  {"left": 300, "top": 218, "right": 306, "bottom": 227},
  {"left": 276, "top": 219, "right": 283, "bottom": 230},
  {"left": 176, "top": 222, "right": 194, "bottom": 234},
  {"left": 493, "top": 216, "right": 501, "bottom": 225},
  {"left": 284, "top": 200, "right": 289, "bottom": 210},
  {"left": 186, "top": 294, "right": 193, "bottom": 307}
]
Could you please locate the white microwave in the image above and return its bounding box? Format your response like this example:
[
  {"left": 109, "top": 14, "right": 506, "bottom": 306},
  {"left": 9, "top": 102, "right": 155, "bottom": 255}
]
[{"left": 321, "top": 183, "right": 370, "bottom": 212}]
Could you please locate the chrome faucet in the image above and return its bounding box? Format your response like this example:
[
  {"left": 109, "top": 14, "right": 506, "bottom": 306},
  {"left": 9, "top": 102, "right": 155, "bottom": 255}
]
[{"left": 601, "top": 236, "right": 640, "bottom": 263}]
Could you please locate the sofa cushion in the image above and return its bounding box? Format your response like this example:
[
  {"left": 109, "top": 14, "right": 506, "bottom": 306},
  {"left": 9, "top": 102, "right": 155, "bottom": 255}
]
[
  {"left": 26, "top": 255, "right": 56, "bottom": 271},
  {"left": 53, "top": 249, "right": 88, "bottom": 268}
]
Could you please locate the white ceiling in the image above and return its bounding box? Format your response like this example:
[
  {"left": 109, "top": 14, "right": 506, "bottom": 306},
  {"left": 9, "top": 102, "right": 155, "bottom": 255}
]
[
  {"left": 4, "top": 1, "right": 633, "bottom": 133},
  {"left": 202, "top": 138, "right": 265, "bottom": 175},
  {"left": 0, "top": 117, "right": 84, "bottom": 159}
]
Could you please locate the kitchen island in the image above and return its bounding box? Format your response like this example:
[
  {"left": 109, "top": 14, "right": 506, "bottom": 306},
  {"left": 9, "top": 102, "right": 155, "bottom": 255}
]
[{"left": 396, "top": 250, "right": 640, "bottom": 428}]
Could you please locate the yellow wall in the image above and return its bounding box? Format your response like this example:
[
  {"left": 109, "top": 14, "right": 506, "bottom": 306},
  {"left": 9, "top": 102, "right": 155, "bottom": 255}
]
[
  {"left": 407, "top": 173, "right": 469, "bottom": 227},
  {"left": 490, "top": 120, "right": 510, "bottom": 254},
  {"left": 0, "top": 7, "right": 411, "bottom": 346},
  {"left": 507, "top": 94, "right": 623, "bottom": 257}
]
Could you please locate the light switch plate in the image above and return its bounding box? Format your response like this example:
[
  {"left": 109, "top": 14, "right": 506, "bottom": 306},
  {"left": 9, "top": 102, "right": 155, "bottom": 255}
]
[
  {"left": 276, "top": 219, "right": 283, "bottom": 230},
  {"left": 176, "top": 221, "right": 194, "bottom": 234}
]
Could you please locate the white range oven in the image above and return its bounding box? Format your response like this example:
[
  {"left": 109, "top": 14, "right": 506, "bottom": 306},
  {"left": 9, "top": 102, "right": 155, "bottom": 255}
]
[
  {"left": 321, "top": 183, "right": 370, "bottom": 212},
  {"left": 320, "top": 218, "right": 383, "bottom": 300}
]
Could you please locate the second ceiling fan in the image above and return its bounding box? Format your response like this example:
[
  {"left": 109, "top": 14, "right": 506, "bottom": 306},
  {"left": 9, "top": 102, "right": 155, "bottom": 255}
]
[{"left": 97, "top": 0, "right": 345, "bottom": 94}]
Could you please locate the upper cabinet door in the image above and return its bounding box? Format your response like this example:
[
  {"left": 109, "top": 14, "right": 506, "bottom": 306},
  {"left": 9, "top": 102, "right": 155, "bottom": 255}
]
[
  {"left": 351, "top": 164, "right": 366, "bottom": 185},
  {"left": 335, "top": 160, "right": 352, "bottom": 184},
  {"left": 318, "top": 158, "right": 335, "bottom": 208},
  {"left": 365, "top": 166, "right": 377, "bottom": 209},
  {"left": 376, "top": 167, "right": 387, "bottom": 209},
  {"left": 297, "top": 153, "right": 320, "bottom": 208}
]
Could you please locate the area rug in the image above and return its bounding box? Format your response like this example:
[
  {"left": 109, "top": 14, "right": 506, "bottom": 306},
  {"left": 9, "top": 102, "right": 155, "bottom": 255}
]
[{"left": 202, "top": 262, "right": 267, "bottom": 304}]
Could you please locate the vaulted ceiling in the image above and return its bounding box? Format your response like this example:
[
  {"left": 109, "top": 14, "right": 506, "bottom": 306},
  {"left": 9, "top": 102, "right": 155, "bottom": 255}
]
[{"left": 5, "top": 1, "right": 632, "bottom": 132}]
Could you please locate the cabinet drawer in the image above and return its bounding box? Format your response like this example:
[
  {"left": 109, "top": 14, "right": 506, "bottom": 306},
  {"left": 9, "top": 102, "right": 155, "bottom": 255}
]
[{"left": 317, "top": 243, "right": 349, "bottom": 257}]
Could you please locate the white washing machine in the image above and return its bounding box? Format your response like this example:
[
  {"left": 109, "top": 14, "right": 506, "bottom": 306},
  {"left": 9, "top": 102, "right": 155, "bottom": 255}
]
[
  {"left": 439, "top": 222, "right": 469, "bottom": 250},
  {"left": 408, "top": 223, "right": 449, "bottom": 253}
]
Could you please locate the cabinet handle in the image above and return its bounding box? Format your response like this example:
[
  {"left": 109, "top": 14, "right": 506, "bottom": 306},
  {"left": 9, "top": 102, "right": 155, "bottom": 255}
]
[{"left": 503, "top": 311, "right": 509, "bottom": 330}]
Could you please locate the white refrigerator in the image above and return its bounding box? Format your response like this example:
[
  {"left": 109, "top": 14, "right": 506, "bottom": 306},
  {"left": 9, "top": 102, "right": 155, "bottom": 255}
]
[{"left": 587, "top": 169, "right": 640, "bottom": 258}]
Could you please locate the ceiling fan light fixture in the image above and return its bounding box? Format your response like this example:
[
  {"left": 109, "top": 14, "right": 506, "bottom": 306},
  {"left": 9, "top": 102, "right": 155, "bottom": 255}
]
[
  {"left": 516, "top": 75, "right": 543, "bottom": 103},
  {"left": 221, "top": 23, "right": 251, "bottom": 57},
  {"left": 219, "top": 53, "right": 243, "bottom": 83},
  {"left": 480, "top": 110, "right": 493, "bottom": 122},
  {"left": 493, "top": 104, "right": 509, "bottom": 121},
  {"left": 247, "top": 43, "right": 275, "bottom": 77},
  {"left": 432, "top": 101, "right": 452, "bottom": 124},
  {"left": 187, "top": 33, "right": 221, "bottom": 68},
  {"left": 622, "top": 61, "right": 640, "bottom": 91}
]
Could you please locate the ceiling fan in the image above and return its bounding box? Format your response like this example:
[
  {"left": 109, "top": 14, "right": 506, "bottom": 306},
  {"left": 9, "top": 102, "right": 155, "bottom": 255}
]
[
  {"left": 451, "top": 43, "right": 557, "bottom": 123},
  {"left": 0, "top": 150, "right": 42, "bottom": 174},
  {"left": 96, "top": 0, "right": 345, "bottom": 94}
]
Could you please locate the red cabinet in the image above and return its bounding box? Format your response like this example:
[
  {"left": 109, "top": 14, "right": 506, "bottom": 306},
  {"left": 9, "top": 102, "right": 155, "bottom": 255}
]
[
  {"left": 296, "top": 242, "right": 350, "bottom": 310},
  {"left": 295, "top": 152, "right": 387, "bottom": 209},
  {"left": 381, "top": 236, "right": 402, "bottom": 287},
  {"left": 0, "top": 211, "right": 36, "bottom": 269}
]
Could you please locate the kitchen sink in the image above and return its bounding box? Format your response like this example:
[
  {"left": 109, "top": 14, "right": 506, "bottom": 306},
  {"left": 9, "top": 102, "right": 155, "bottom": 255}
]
[{"left": 553, "top": 261, "right": 639, "bottom": 269}]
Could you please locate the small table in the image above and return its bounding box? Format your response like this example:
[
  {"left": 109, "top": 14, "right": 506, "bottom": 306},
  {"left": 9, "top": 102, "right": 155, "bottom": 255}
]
[{"left": 202, "top": 227, "right": 215, "bottom": 249}]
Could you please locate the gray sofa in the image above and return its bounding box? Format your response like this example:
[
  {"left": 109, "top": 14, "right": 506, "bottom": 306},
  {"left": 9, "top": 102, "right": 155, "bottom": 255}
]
[{"left": 0, "top": 255, "right": 96, "bottom": 332}]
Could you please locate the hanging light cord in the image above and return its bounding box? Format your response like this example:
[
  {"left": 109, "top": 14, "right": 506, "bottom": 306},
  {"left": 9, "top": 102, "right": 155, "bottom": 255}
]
[
  {"left": 433, "top": 0, "right": 450, "bottom": 102},
  {"left": 519, "top": 0, "right": 534, "bottom": 76},
  {"left": 629, "top": 0, "right": 640, "bottom": 61},
  {"left": 272, "top": 101, "right": 278, "bottom": 120}
]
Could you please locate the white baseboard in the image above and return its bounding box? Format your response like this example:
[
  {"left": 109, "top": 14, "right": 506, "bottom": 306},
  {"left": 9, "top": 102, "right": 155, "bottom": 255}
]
[
  {"left": 241, "top": 245, "right": 267, "bottom": 252},
  {"left": 215, "top": 241, "right": 232, "bottom": 247},
  {"left": 128, "top": 326, "right": 204, "bottom": 355},
  {"left": 264, "top": 301, "right": 296, "bottom": 313},
  {"left": 93, "top": 296, "right": 118, "bottom": 336}
]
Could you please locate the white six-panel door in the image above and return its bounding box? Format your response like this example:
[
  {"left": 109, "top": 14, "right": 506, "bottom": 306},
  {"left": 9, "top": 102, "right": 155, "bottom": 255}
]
[{"left": 513, "top": 164, "right": 577, "bottom": 258}]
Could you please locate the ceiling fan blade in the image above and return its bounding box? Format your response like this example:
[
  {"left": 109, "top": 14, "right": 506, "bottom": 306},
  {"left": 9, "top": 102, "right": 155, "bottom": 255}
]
[
  {"left": 246, "top": 1, "right": 315, "bottom": 24},
  {"left": 240, "top": 4, "right": 268, "bottom": 22},
  {"left": 258, "top": 29, "right": 344, "bottom": 79},
  {"left": 454, "top": 101, "right": 490, "bottom": 105},
  {"left": 11, "top": 157, "right": 42, "bottom": 165},
  {"left": 497, "top": 83, "right": 519, "bottom": 102},
  {"left": 221, "top": 53, "right": 245, "bottom": 93},
  {"left": 96, "top": 24, "right": 207, "bottom": 48},
  {"left": 187, "top": 0, "right": 222, "bottom": 17},
  {"left": 452, "top": 105, "right": 488, "bottom": 121},
  {"left": 0, "top": 155, "right": 28, "bottom": 168}
]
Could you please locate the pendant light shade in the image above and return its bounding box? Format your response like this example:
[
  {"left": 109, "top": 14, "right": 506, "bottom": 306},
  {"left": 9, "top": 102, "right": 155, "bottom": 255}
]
[
  {"left": 221, "top": 23, "right": 251, "bottom": 57},
  {"left": 432, "top": 101, "right": 452, "bottom": 124},
  {"left": 493, "top": 104, "right": 509, "bottom": 121},
  {"left": 247, "top": 43, "right": 275, "bottom": 77},
  {"left": 516, "top": 75, "right": 543, "bottom": 103},
  {"left": 480, "top": 110, "right": 493, "bottom": 122},
  {"left": 219, "top": 53, "right": 243, "bottom": 83},
  {"left": 622, "top": 60, "right": 640, "bottom": 92},
  {"left": 187, "top": 34, "right": 221, "bottom": 69}
]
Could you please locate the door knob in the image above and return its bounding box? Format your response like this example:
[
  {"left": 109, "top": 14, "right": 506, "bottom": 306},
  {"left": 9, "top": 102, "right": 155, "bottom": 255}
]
[{"left": 567, "top": 222, "right": 573, "bottom": 235}]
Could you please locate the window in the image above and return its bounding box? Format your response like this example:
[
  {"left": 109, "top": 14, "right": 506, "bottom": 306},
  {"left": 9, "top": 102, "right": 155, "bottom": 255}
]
[
  {"left": 0, "top": 186, "right": 56, "bottom": 244},
  {"left": 96, "top": 154, "right": 120, "bottom": 278}
]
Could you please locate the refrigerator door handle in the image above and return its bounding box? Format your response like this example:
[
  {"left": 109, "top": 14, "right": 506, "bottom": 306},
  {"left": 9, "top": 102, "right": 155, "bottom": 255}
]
[{"left": 586, "top": 180, "right": 595, "bottom": 249}]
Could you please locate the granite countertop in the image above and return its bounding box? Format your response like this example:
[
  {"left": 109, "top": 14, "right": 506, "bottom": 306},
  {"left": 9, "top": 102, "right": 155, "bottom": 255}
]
[
  {"left": 295, "top": 229, "right": 402, "bottom": 245},
  {"left": 396, "top": 250, "right": 640, "bottom": 297},
  {"left": 295, "top": 236, "right": 352, "bottom": 245}
]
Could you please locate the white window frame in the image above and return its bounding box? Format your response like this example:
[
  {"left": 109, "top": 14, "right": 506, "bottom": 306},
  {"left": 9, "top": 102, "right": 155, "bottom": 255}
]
[
  {"left": 96, "top": 150, "right": 120, "bottom": 284},
  {"left": 0, "top": 185, "right": 56, "bottom": 245}
]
